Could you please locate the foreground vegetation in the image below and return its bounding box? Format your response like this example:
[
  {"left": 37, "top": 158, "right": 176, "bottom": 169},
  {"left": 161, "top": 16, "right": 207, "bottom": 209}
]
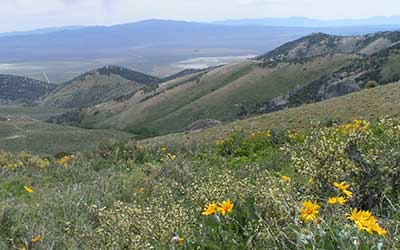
[{"left": 0, "top": 117, "right": 399, "bottom": 249}]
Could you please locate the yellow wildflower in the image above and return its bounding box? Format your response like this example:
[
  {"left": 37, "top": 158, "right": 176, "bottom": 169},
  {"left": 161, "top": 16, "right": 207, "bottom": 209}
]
[
  {"left": 24, "top": 186, "right": 33, "bottom": 193},
  {"left": 334, "top": 181, "right": 353, "bottom": 197},
  {"left": 327, "top": 196, "right": 347, "bottom": 205},
  {"left": 31, "top": 234, "right": 42, "bottom": 243},
  {"left": 161, "top": 147, "right": 167, "bottom": 152},
  {"left": 281, "top": 175, "right": 291, "bottom": 182},
  {"left": 347, "top": 208, "right": 387, "bottom": 236},
  {"left": 167, "top": 153, "right": 176, "bottom": 160},
  {"left": 300, "top": 201, "right": 320, "bottom": 223},
  {"left": 308, "top": 178, "right": 314, "bottom": 184},
  {"left": 202, "top": 203, "right": 218, "bottom": 216},
  {"left": 138, "top": 187, "right": 145, "bottom": 193},
  {"left": 217, "top": 199, "right": 234, "bottom": 216},
  {"left": 177, "top": 237, "right": 184, "bottom": 245}
]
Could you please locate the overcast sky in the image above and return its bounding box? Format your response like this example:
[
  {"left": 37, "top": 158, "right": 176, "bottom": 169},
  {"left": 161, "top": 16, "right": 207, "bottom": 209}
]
[{"left": 2, "top": 0, "right": 400, "bottom": 32}]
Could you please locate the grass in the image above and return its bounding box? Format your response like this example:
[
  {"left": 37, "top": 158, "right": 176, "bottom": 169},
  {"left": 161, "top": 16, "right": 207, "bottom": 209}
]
[
  {"left": 0, "top": 118, "right": 133, "bottom": 155},
  {"left": 97, "top": 55, "right": 352, "bottom": 136},
  {"left": 0, "top": 118, "right": 398, "bottom": 249},
  {"left": 142, "top": 81, "right": 400, "bottom": 147}
]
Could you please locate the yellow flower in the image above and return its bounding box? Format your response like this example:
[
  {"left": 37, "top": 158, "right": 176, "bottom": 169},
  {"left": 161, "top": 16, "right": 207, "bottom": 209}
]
[
  {"left": 342, "top": 189, "right": 353, "bottom": 198},
  {"left": 202, "top": 203, "right": 218, "bottom": 216},
  {"left": 308, "top": 178, "right": 314, "bottom": 184},
  {"left": 161, "top": 147, "right": 167, "bottom": 152},
  {"left": 281, "top": 175, "right": 291, "bottom": 182},
  {"left": 300, "top": 201, "right": 320, "bottom": 223},
  {"left": 347, "top": 208, "right": 387, "bottom": 236},
  {"left": 215, "top": 139, "right": 225, "bottom": 146},
  {"left": 20, "top": 245, "right": 27, "bottom": 250},
  {"left": 31, "top": 234, "right": 42, "bottom": 243},
  {"left": 167, "top": 153, "right": 176, "bottom": 160},
  {"left": 217, "top": 199, "right": 234, "bottom": 216},
  {"left": 327, "top": 196, "right": 347, "bottom": 205},
  {"left": 24, "top": 186, "right": 33, "bottom": 193},
  {"left": 334, "top": 181, "right": 352, "bottom": 197},
  {"left": 138, "top": 187, "right": 145, "bottom": 193},
  {"left": 177, "top": 237, "right": 184, "bottom": 245}
]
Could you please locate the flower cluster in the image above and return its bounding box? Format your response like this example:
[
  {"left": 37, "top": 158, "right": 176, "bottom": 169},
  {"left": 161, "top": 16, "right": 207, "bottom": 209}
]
[
  {"left": 160, "top": 147, "right": 176, "bottom": 161},
  {"left": 56, "top": 155, "right": 74, "bottom": 167},
  {"left": 202, "top": 199, "right": 234, "bottom": 217},
  {"left": 347, "top": 208, "right": 387, "bottom": 236},
  {"left": 336, "top": 119, "right": 370, "bottom": 135}
]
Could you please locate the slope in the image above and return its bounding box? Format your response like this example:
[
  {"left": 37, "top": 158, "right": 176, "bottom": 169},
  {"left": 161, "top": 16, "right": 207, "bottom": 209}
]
[
  {"left": 0, "top": 74, "right": 56, "bottom": 104},
  {"left": 143, "top": 82, "right": 400, "bottom": 147},
  {"left": 41, "top": 65, "right": 161, "bottom": 109}
]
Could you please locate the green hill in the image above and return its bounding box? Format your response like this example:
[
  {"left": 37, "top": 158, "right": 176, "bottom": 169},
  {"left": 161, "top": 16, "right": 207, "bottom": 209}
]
[
  {"left": 41, "top": 65, "right": 161, "bottom": 109},
  {"left": 143, "top": 82, "right": 400, "bottom": 147},
  {"left": 0, "top": 116, "right": 132, "bottom": 155},
  {"left": 0, "top": 74, "right": 56, "bottom": 104},
  {"left": 68, "top": 32, "right": 400, "bottom": 138}
]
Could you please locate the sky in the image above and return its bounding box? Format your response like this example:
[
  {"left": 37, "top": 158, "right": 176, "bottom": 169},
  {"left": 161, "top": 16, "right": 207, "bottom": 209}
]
[{"left": 2, "top": 0, "right": 400, "bottom": 32}]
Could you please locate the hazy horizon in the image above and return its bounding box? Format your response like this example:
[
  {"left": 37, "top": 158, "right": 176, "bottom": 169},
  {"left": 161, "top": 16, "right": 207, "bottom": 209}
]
[{"left": 3, "top": 0, "right": 400, "bottom": 33}]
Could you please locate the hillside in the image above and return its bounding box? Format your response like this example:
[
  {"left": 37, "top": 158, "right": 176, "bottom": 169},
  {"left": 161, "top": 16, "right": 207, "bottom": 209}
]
[
  {"left": 0, "top": 115, "right": 132, "bottom": 155},
  {"left": 41, "top": 65, "right": 160, "bottom": 109},
  {"left": 257, "top": 31, "right": 400, "bottom": 62},
  {"left": 261, "top": 38, "right": 400, "bottom": 112},
  {"left": 41, "top": 31, "right": 400, "bottom": 139},
  {"left": 143, "top": 82, "right": 400, "bottom": 147},
  {"left": 0, "top": 74, "right": 56, "bottom": 104},
  {"left": 76, "top": 54, "right": 351, "bottom": 136}
]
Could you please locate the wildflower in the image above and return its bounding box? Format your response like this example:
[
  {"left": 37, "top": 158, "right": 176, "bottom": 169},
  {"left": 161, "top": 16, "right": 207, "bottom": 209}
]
[
  {"left": 217, "top": 199, "right": 234, "bottom": 216},
  {"left": 24, "top": 186, "right": 33, "bottom": 193},
  {"left": 31, "top": 234, "right": 42, "bottom": 243},
  {"left": 139, "top": 187, "right": 145, "bottom": 193},
  {"left": 161, "top": 147, "right": 167, "bottom": 152},
  {"left": 327, "top": 196, "right": 347, "bottom": 205},
  {"left": 347, "top": 208, "right": 387, "bottom": 236},
  {"left": 202, "top": 203, "right": 218, "bottom": 216},
  {"left": 334, "top": 181, "right": 352, "bottom": 198},
  {"left": 171, "top": 235, "right": 184, "bottom": 245},
  {"left": 167, "top": 153, "right": 176, "bottom": 160},
  {"left": 215, "top": 139, "right": 225, "bottom": 146},
  {"left": 281, "top": 175, "right": 291, "bottom": 182},
  {"left": 308, "top": 178, "right": 314, "bottom": 184},
  {"left": 20, "top": 245, "right": 27, "bottom": 250},
  {"left": 300, "top": 201, "right": 320, "bottom": 223}
]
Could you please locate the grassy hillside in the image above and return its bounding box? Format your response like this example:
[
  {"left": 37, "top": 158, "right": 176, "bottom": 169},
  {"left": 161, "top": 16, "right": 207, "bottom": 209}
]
[
  {"left": 41, "top": 66, "right": 160, "bottom": 109},
  {"left": 0, "top": 74, "right": 56, "bottom": 104},
  {"left": 87, "top": 55, "right": 352, "bottom": 136},
  {"left": 0, "top": 116, "right": 133, "bottom": 155},
  {"left": 143, "top": 82, "right": 400, "bottom": 147},
  {"left": 0, "top": 114, "right": 399, "bottom": 249}
]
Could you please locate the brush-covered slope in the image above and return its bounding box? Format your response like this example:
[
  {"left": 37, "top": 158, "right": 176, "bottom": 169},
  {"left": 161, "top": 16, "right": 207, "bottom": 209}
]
[
  {"left": 73, "top": 31, "right": 400, "bottom": 138},
  {"left": 41, "top": 65, "right": 160, "bottom": 109},
  {"left": 261, "top": 39, "right": 400, "bottom": 112},
  {"left": 0, "top": 116, "right": 132, "bottom": 155},
  {"left": 143, "top": 82, "right": 400, "bottom": 147},
  {"left": 257, "top": 31, "right": 400, "bottom": 62},
  {"left": 82, "top": 54, "right": 353, "bottom": 136},
  {"left": 0, "top": 74, "right": 56, "bottom": 104}
]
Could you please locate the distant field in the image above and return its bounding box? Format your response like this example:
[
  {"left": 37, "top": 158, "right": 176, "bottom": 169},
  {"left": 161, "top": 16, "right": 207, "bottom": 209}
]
[
  {"left": 0, "top": 105, "right": 69, "bottom": 121},
  {"left": 0, "top": 117, "right": 133, "bottom": 155},
  {"left": 0, "top": 105, "right": 133, "bottom": 155},
  {"left": 143, "top": 82, "right": 400, "bottom": 147}
]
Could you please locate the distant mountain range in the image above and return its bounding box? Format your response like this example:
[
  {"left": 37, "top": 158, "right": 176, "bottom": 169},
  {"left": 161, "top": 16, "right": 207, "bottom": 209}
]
[
  {"left": 0, "top": 26, "right": 85, "bottom": 37},
  {"left": 215, "top": 16, "right": 400, "bottom": 27},
  {"left": 1, "top": 19, "right": 400, "bottom": 83}
]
